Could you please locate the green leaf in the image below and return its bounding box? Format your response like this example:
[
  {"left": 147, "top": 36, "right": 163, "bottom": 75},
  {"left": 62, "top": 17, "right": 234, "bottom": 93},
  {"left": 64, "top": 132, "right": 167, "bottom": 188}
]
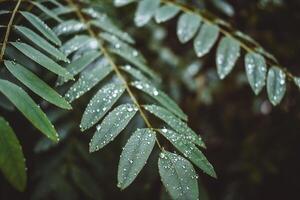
[
  {"left": 267, "top": 66, "right": 286, "bottom": 106},
  {"left": 216, "top": 36, "right": 240, "bottom": 79},
  {"left": 245, "top": 52, "right": 267, "bottom": 95},
  {"left": 89, "top": 104, "right": 138, "bottom": 152},
  {"left": 89, "top": 13, "right": 134, "bottom": 44},
  {"left": 144, "top": 104, "right": 205, "bottom": 148},
  {"left": 158, "top": 151, "right": 199, "bottom": 200},
  {"left": 80, "top": 83, "right": 126, "bottom": 131},
  {"left": 0, "top": 80, "right": 59, "bottom": 141},
  {"left": 60, "top": 35, "right": 95, "bottom": 56},
  {"left": 293, "top": 77, "right": 300, "bottom": 89},
  {"left": 194, "top": 23, "right": 219, "bottom": 57},
  {"left": 121, "top": 64, "right": 151, "bottom": 83},
  {"left": 0, "top": 117, "right": 26, "bottom": 191},
  {"left": 58, "top": 51, "right": 101, "bottom": 84},
  {"left": 131, "top": 81, "right": 187, "bottom": 121},
  {"left": 15, "top": 26, "right": 69, "bottom": 62},
  {"left": 65, "top": 58, "right": 113, "bottom": 102},
  {"left": 177, "top": 13, "right": 202, "bottom": 43},
  {"left": 5, "top": 61, "right": 71, "bottom": 110},
  {"left": 100, "top": 33, "right": 158, "bottom": 81},
  {"left": 160, "top": 128, "right": 216, "bottom": 178},
  {"left": 20, "top": 11, "right": 61, "bottom": 46},
  {"left": 118, "top": 128, "right": 156, "bottom": 189},
  {"left": 54, "top": 20, "right": 87, "bottom": 36},
  {"left": 154, "top": 5, "right": 180, "bottom": 23},
  {"left": 11, "top": 42, "right": 72, "bottom": 79},
  {"left": 134, "top": 0, "right": 160, "bottom": 27},
  {"left": 32, "top": 2, "right": 63, "bottom": 22}
]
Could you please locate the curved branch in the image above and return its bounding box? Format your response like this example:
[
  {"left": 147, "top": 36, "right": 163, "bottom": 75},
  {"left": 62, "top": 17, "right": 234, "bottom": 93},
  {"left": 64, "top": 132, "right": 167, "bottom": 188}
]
[{"left": 0, "top": 0, "right": 22, "bottom": 61}]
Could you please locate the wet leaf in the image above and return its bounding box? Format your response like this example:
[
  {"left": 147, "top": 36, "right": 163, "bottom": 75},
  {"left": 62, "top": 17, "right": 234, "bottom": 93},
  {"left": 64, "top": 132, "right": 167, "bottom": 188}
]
[
  {"left": 267, "top": 66, "right": 286, "bottom": 106},
  {"left": 177, "top": 13, "right": 202, "bottom": 43},
  {"left": 144, "top": 104, "right": 205, "bottom": 148},
  {"left": 216, "top": 36, "right": 240, "bottom": 79},
  {"left": 158, "top": 151, "right": 199, "bottom": 200},
  {"left": 5, "top": 61, "right": 71, "bottom": 110},
  {"left": 21, "top": 11, "right": 61, "bottom": 46},
  {"left": 160, "top": 128, "right": 216, "bottom": 178},
  {"left": 245, "top": 52, "right": 267, "bottom": 95},
  {"left": 89, "top": 104, "right": 138, "bottom": 152},
  {"left": 118, "top": 128, "right": 156, "bottom": 189},
  {"left": 155, "top": 5, "right": 180, "bottom": 23},
  {"left": 194, "top": 23, "right": 219, "bottom": 57},
  {"left": 0, "top": 80, "right": 59, "bottom": 141},
  {"left": 80, "top": 83, "right": 125, "bottom": 131},
  {"left": 131, "top": 81, "right": 187, "bottom": 120},
  {"left": 134, "top": 0, "right": 160, "bottom": 27}
]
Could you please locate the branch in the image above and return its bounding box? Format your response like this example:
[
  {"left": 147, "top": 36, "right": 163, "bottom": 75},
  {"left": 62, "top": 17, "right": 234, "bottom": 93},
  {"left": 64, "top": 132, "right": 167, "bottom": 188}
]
[{"left": 0, "top": 0, "right": 22, "bottom": 61}]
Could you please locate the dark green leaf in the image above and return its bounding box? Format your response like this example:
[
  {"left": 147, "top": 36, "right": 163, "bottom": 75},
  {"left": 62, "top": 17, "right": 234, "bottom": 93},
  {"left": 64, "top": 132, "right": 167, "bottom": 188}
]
[
  {"left": 158, "top": 150, "right": 199, "bottom": 200},
  {"left": 0, "top": 117, "right": 26, "bottom": 191},
  {"left": 0, "top": 80, "right": 59, "bottom": 141},
  {"left": 5, "top": 60, "right": 71, "bottom": 110},
  {"left": 89, "top": 104, "right": 138, "bottom": 152},
  {"left": 118, "top": 128, "right": 156, "bottom": 189}
]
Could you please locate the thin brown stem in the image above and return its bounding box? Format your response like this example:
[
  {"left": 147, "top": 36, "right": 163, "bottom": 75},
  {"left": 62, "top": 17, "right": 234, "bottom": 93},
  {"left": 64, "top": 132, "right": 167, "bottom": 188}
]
[{"left": 0, "top": 0, "right": 22, "bottom": 61}]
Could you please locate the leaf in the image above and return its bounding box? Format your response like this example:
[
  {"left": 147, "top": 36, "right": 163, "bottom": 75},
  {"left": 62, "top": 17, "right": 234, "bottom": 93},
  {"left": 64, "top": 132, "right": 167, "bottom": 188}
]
[
  {"left": 177, "top": 13, "right": 202, "bottom": 43},
  {"left": 267, "top": 66, "right": 286, "bottom": 106},
  {"left": 20, "top": 11, "right": 61, "bottom": 46},
  {"left": 0, "top": 117, "right": 26, "bottom": 191},
  {"left": 121, "top": 64, "right": 151, "bottom": 83},
  {"left": 293, "top": 77, "right": 300, "bottom": 89},
  {"left": 65, "top": 58, "right": 113, "bottom": 102},
  {"left": 154, "top": 5, "right": 180, "bottom": 23},
  {"left": 118, "top": 128, "right": 156, "bottom": 189},
  {"left": 216, "top": 36, "right": 240, "bottom": 79},
  {"left": 134, "top": 0, "right": 160, "bottom": 27},
  {"left": 194, "top": 23, "right": 219, "bottom": 57},
  {"left": 54, "top": 20, "right": 87, "bottom": 36},
  {"left": 32, "top": 2, "right": 63, "bottom": 22},
  {"left": 60, "top": 35, "right": 96, "bottom": 56},
  {"left": 89, "top": 13, "right": 134, "bottom": 44},
  {"left": 144, "top": 104, "right": 205, "bottom": 148},
  {"left": 158, "top": 151, "right": 199, "bottom": 200},
  {"left": 0, "top": 80, "right": 59, "bottom": 141},
  {"left": 160, "top": 128, "right": 216, "bottom": 178},
  {"left": 89, "top": 104, "right": 138, "bottom": 152},
  {"left": 11, "top": 42, "right": 72, "bottom": 79},
  {"left": 80, "top": 83, "right": 126, "bottom": 131},
  {"left": 4, "top": 61, "right": 71, "bottom": 110},
  {"left": 131, "top": 81, "right": 187, "bottom": 121},
  {"left": 59, "top": 51, "right": 101, "bottom": 84},
  {"left": 244, "top": 52, "right": 267, "bottom": 95},
  {"left": 15, "top": 26, "right": 69, "bottom": 62},
  {"left": 100, "top": 33, "right": 158, "bottom": 81}
]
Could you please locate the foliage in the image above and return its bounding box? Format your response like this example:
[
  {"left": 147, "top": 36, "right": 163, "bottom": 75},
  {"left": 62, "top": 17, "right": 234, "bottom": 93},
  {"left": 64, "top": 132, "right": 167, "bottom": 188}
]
[{"left": 0, "top": 0, "right": 299, "bottom": 199}]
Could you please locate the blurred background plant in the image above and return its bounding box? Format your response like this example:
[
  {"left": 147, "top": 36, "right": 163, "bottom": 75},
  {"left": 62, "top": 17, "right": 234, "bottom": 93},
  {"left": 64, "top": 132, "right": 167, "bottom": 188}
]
[{"left": 1, "top": 0, "right": 300, "bottom": 199}]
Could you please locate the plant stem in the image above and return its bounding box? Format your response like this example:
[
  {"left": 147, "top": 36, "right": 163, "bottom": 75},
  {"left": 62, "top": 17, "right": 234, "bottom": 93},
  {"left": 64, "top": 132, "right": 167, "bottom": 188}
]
[{"left": 0, "top": 0, "right": 22, "bottom": 61}]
